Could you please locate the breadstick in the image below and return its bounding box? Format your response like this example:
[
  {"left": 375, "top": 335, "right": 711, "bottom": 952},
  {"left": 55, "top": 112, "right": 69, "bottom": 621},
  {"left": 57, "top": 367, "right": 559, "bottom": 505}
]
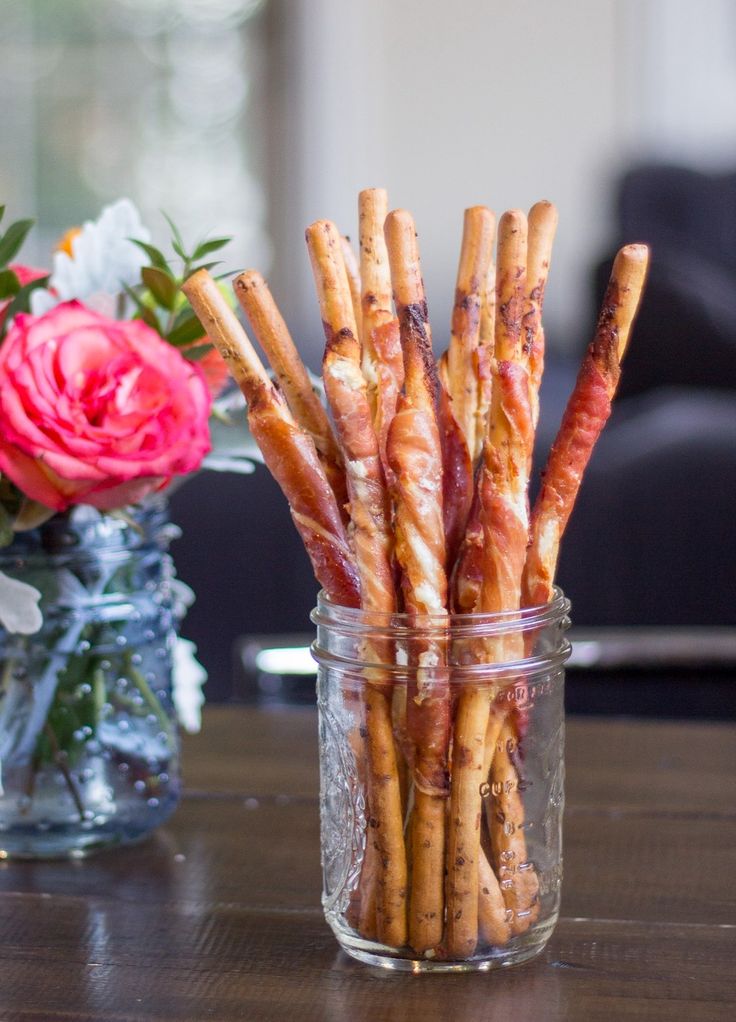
[
  {"left": 438, "top": 208, "right": 494, "bottom": 568},
  {"left": 340, "top": 234, "right": 363, "bottom": 340},
  {"left": 488, "top": 718, "right": 540, "bottom": 930},
  {"left": 446, "top": 206, "right": 496, "bottom": 458},
  {"left": 474, "top": 247, "right": 497, "bottom": 461},
  {"left": 478, "top": 846, "right": 512, "bottom": 946},
  {"left": 491, "top": 244, "right": 648, "bottom": 936},
  {"left": 385, "top": 209, "right": 450, "bottom": 954},
  {"left": 523, "top": 243, "right": 649, "bottom": 608},
  {"left": 182, "top": 270, "right": 360, "bottom": 608},
  {"left": 445, "top": 210, "right": 532, "bottom": 957},
  {"left": 358, "top": 188, "right": 404, "bottom": 486},
  {"left": 233, "top": 270, "right": 348, "bottom": 515},
  {"left": 306, "top": 219, "right": 408, "bottom": 948},
  {"left": 523, "top": 201, "right": 559, "bottom": 430}
]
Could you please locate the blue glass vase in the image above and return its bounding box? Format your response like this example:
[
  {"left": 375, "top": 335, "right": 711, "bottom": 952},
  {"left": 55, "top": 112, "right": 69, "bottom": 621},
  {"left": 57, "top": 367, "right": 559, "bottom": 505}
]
[{"left": 0, "top": 500, "right": 181, "bottom": 858}]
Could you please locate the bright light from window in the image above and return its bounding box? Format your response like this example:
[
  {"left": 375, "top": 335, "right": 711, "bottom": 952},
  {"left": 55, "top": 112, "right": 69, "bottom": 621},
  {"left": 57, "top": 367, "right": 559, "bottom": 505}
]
[{"left": 255, "top": 646, "right": 316, "bottom": 675}]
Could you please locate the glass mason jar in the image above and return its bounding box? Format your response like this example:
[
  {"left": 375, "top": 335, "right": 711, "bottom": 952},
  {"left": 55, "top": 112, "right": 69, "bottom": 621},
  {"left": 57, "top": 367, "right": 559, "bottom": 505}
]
[
  {"left": 0, "top": 500, "right": 181, "bottom": 859},
  {"left": 311, "top": 590, "right": 570, "bottom": 972}
]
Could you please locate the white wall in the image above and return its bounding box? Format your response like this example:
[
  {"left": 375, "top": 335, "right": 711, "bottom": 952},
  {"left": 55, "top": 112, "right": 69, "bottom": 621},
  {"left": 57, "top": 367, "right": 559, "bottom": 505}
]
[
  {"left": 266, "top": 0, "right": 736, "bottom": 362},
  {"left": 270, "top": 0, "right": 631, "bottom": 359}
]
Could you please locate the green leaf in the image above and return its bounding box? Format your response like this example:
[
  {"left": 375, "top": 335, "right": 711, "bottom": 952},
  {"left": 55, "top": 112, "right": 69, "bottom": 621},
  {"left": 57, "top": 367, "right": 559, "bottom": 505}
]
[
  {"left": 162, "top": 211, "right": 184, "bottom": 248},
  {"left": 0, "top": 219, "right": 35, "bottom": 265},
  {"left": 123, "top": 284, "right": 162, "bottom": 332},
  {"left": 190, "top": 260, "right": 223, "bottom": 276},
  {"left": 182, "top": 342, "right": 213, "bottom": 361},
  {"left": 167, "top": 311, "right": 207, "bottom": 348},
  {"left": 0, "top": 503, "right": 13, "bottom": 547},
  {"left": 1, "top": 274, "right": 50, "bottom": 332},
  {"left": 171, "top": 303, "right": 197, "bottom": 330},
  {"left": 172, "top": 238, "right": 188, "bottom": 262},
  {"left": 0, "top": 268, "right": 20, "bottom": 299},
  {"left": 141, "top": 266, "right": 178, "bottom": 310},
  {"left": 0, "top": 205, "right": 5, "bottom": 225},
  {"left": 192, "top": 236, "right": 230, "bottom": 260},
  {"left": 161, "top": 211, "right": 189, "bottom": 263},
  {"left": 130, "top": 238, "right": 169, "bottom": 271},
  {"left": 140, "top": 306, "right": 162, "bottom": 331}
]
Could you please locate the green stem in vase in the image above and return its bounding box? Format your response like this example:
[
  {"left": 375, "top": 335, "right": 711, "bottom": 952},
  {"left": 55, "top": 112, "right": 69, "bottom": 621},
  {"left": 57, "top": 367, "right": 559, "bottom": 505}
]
[
  {"left": 0, "top": 656, "right": 15, "bottom": 696},
  {"left": 42, "top": 722, "right": 86, "bottom": 822},
  {"left": 123, "top": 652, "right": 174, "bottom": 745}
]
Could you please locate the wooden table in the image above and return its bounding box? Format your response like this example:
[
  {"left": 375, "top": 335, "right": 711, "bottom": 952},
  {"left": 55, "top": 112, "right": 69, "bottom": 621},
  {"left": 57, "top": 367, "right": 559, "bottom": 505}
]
[{"left": 1, "top": 707, "right": 734, "bottom": 1020}]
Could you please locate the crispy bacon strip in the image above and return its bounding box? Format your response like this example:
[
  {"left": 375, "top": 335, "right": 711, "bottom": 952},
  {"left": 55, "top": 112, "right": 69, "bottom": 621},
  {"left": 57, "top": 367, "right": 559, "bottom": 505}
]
[
  {"left": 523, "top": 201, "right": 559, "bottom": 431},
  {"left": 358, "top": 188, "right": 404, "bottom": 486},
  {"left": 385, "top": 208, "right": 450, "bottom": 954},
  {"left": 182, "top": 270, "right": 360, "bottom": 609},
  {"left": 445, "top": 210, "right": 532, "bottom": 957},
  {"left": 523, "top": 244, "right": 649, "bottom": 608},
  {"left": 446, "top": 206, "right": 496, "bottom": 458},
  {"left": 306, "top": 219, "right": 408, "bottom": 948},
  {"left": 233, "top": 269, "right": 348, "bottom": 517}
]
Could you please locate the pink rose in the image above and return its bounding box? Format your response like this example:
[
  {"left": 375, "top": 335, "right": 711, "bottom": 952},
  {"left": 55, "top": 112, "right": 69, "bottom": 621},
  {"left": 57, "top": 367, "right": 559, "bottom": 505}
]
[{"left": 0, "top": 301, "right": 211, "bottom": 511}]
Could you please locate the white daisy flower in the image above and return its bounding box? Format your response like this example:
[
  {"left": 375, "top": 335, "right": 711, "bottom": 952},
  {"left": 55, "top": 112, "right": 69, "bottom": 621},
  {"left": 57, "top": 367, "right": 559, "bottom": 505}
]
[
  {"left": 31, "top": 199, "right": 151, "bottom": 318},
  {"left": 172, "top": 637, "right": 207, "bottom": 734},
  {"left": 0, "top": 570, "right": 42, "bottom": 634}
]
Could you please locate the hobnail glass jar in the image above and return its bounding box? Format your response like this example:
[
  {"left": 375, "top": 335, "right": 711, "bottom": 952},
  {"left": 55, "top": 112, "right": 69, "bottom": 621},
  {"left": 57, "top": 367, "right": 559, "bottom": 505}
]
[
  {"left": 0, "top": 500, "right": 181, "bottom": 858},
  {"left": 311, "top": 590, "right": 570, "bottom": 972}
]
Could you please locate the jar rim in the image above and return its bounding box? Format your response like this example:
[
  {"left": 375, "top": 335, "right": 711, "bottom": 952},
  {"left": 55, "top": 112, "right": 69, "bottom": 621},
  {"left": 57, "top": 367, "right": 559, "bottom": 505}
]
[{"left": 312, "top": 586, "right": 570, "bottom": 633}]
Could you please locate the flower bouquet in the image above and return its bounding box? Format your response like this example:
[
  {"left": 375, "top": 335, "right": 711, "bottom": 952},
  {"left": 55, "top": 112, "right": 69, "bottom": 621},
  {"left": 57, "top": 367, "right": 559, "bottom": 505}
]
[{"left": 0, "top": 199, "right": 249, "bottom": 857}]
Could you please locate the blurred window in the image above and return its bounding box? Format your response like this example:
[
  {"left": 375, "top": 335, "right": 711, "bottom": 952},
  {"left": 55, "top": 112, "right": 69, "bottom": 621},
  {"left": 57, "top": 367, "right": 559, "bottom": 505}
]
[{"left": 0, "top": 0, "right": 270, "bottom": 264}]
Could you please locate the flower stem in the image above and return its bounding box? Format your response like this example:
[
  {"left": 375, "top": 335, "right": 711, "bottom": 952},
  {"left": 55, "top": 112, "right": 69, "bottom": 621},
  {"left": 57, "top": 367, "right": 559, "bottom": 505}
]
[
  {"left": 124, "top": 654, "right": 174, "bottom": 745},
  {"left": 0, "top": 657, "right": 15, "bottom": 696},
  {"left": 43, "top": 722, "right": 86, "bottom": 822}
]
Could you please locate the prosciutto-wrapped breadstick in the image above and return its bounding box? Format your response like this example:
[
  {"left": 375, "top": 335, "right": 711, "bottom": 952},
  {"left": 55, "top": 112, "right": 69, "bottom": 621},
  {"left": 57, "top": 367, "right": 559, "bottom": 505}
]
[
  {"left": 438, "top": 208, "right": 495, "bottom": 570},
  {"left": 450, "top": 211, "right": 532, "bottom": 616},
  {"left": 523, "top": 201, "right": 559, "bottom": 430},
  {"left": 445, "top": 210, "right": 533, "bottom": 957},
  {"left": 306, "top": 219, "right": 408, "bottom": 948},
  {"left": 182, "top": 269, "right": 359, "bottom": 609},
  {"left": 445, "top": 206, "right": 496, "bottom": 459},
  {"left": 232, "top": 269, "right": 348, "bottom": 516},
  {"left": 523, "top": 243, "right": 649, "bottom": 608},
  {"left": 385, "top": 209, "right": 450, "bottom": 954},
  {"left": 437, "top": 382, "right": 474, "bottom": 573},
  {"left": 357, "top": 188, "right": 404, "bottom": 486},
  {"left": 474, "top": 247, "right": 497, "bottom": 461},
  {"left": 340, "top": 234, "right": 363, "bottom": 340}
]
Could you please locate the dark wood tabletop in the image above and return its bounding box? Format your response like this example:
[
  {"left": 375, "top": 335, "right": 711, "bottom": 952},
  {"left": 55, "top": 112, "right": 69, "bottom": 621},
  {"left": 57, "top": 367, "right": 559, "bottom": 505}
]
[{"left": 1, "top": 706, "right": 734, "bottom": 1021}]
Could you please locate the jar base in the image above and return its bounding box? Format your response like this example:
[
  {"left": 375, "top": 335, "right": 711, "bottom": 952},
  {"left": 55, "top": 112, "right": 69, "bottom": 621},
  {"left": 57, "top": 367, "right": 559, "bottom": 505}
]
[{"left": 332, "top": 916, "right": 557, "bottom": 973}]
